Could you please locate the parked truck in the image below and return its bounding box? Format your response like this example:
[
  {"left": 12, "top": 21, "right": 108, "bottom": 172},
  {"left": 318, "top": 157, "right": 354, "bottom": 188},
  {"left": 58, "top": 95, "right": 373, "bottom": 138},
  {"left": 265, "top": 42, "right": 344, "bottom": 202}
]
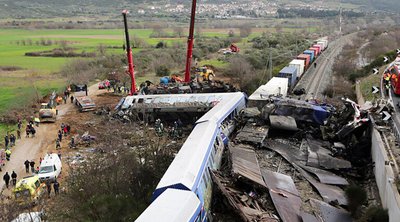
[
  {"left": 73, "top": 84, "right": 96, "bottom": 112},
  {"left": 39, "top": 91, "right": 57, "bottom": 123}
]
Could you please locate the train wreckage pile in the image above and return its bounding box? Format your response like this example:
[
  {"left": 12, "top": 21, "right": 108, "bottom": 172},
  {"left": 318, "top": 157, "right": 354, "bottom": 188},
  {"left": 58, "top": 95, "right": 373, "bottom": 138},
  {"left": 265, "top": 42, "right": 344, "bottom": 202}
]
[{"left": 212, "top": 97, "right": 384, "bottom": 222}]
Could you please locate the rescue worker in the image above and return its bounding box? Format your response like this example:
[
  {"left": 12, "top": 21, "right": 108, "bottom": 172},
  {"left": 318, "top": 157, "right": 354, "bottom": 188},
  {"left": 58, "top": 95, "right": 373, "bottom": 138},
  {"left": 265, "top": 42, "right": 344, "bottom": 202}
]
[
  {"left": 3, "top": 172, "right": 10, "bottom": 188},
  {"left": 69, "top": 136, "right": 75, "bottom": 149},
  {"left": 58, "top": 130, "right": 63, "bottom": 142},
  {"left": 70, "top": 95, "right": 74, "bottom": 104},
  {"left": 384, "top": 73, "right": 391, "bottom": 86},
  {"left": 11, "top": 171, "right": 17, "bottom": 186},
  {"left": 16, "top": 129, "right": 21, "bottom": 139},
  {"left": 53, "top": 180, "right": 60, "bottom": 195},
  {"left": 5, "top": 149, "right": 11, "bottom": 161},
  {"left": 47, "top": 181, "right": 52, "bottom": 197},
  {"left": 24, "top": 160, "right": 30, "bottom": 173},
  {"left": 386, "top": 81, "right": 391, "bottom": 95},
  {"left": 4, "top": 135, "right": 9, "bottom": 148},
  {"left": 29, "top": 160, "right": 35, "bottom": 173},
  {"left": 56, "top": 138, "right": 61, "bottom": 149}
]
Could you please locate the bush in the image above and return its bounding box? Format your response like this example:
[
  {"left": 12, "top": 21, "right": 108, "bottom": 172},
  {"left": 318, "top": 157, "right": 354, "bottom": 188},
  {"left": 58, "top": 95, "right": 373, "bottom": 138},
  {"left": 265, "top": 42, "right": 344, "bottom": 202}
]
[
  {"left": 155, "top": 65, "right": 170, "bottom": 77},
  {"left": 345, "top": 185, "right": 367, "bottom": 217},
  {"left": 358, "top": 206, "right": 388, "bottom": 222}
]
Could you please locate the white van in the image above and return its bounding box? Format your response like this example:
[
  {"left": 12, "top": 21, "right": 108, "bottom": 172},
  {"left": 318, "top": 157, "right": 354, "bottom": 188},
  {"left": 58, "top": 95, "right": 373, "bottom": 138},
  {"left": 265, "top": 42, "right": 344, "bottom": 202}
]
[{"left": 38, "top": 154, "right": 62, "bottom": 182}]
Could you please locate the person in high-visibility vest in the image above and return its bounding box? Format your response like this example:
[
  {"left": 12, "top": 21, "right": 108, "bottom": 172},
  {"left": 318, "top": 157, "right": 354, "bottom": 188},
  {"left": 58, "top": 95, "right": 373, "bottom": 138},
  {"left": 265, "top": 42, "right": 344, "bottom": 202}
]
[{"left": 5, "top": 149, "right": 11, "bottom": 161}]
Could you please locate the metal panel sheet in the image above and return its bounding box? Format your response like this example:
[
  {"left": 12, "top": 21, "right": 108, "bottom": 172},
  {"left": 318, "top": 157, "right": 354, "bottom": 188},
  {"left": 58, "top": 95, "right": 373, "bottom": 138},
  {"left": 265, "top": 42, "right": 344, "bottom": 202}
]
[
  {"left": 262, "top": 170, "right": 302, "bottom": 222},
  {"left": 230, "top": 144, "right": 266, "bottom": 187},
  {"left": 300, "top": 212, "right": 320, "bottom": 222},
  {"left": 300, "top": 165, "right": 349, "bottom": 186},
  {"left": 310, "top": 199, "right": 352, "bottom": 222}
]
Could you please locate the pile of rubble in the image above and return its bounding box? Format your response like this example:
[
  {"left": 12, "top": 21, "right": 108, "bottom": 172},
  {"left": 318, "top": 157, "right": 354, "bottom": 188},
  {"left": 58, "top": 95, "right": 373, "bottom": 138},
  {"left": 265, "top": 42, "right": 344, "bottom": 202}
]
[{"left": 212, "top": 97, "right": 381, "bottom": 222}]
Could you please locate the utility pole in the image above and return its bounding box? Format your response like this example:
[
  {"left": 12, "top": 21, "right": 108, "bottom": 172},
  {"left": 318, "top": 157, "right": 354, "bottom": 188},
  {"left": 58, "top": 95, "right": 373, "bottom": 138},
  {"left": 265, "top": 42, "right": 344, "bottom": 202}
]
[
  {"left": 268, "top": 50, "right": 273, "bottom": 81},
  {"left": 339, "top": 0, "right": 342, "bottom": 34}
]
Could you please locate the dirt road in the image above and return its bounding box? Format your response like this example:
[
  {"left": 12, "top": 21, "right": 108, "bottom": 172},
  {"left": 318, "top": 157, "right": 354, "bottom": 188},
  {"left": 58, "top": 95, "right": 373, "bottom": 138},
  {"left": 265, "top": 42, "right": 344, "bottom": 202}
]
[{"left": 0, "top": 84, "right": 101, "bottom": 196}]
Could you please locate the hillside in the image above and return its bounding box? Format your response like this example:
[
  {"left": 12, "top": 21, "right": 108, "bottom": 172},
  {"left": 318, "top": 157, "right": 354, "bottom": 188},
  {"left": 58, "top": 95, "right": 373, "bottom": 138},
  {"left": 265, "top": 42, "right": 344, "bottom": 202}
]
[{"left": 0, "top": 0, "right": 396, "bottom": 19}]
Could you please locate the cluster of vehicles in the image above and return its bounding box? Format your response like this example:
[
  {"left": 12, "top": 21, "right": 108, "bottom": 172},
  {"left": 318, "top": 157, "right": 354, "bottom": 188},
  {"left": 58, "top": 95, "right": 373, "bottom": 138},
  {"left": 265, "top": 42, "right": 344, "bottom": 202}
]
[
  {"left": 136, "top": 92, "right": 246, "bottom": 222},
  {"left": 12, "top": 154, "right": 62, "bottom": 206}
]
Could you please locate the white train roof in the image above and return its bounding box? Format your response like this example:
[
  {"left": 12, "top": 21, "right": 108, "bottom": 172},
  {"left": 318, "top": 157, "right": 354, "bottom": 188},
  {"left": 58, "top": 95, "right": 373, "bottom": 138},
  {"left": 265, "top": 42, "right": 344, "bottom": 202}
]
[
  {"left": 121, "top": 93, "right": 238, "bottom": 110},
  {"left": 196, "top": 92, "right": 245, "bottom": 125},
  {"left": 249, "top": 77, "right": 288, "bottom": 101},
  {"left": 155, "top": 121, "right": 218, "bottom": 193},
  {"left": 135, "top": 189, "right": 201, "bottom": 222}
]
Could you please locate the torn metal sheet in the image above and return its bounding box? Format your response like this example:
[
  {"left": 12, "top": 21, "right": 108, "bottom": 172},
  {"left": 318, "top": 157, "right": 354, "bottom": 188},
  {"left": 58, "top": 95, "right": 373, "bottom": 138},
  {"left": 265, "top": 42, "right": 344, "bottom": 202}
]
[
  {"left": 263, "top": 140, "right": 348, "bottom": 205},
  {"left": 300, "top": 165, "right": 349, "bottom": 186},
  {"left": 295, "top": 166, "right": 348, "bottom": 206},
  {"left": 242, "top": 107, "right": 261, "bottom": 118},
  {"left": 306, "top": 137, "right": 351, "bottom": 170},
  {"left": 230, "top": 144, "right": 266, "bottom": 187},
  {"left": 269, "top": 115, "right": 298, "bottom": 131},
  {"left": 317, "top": 153, "right": 351, "bottom": 170},
  {"left": 300, "top": 212, "right": 320, "bottom": 222},
  {"left": 310, "top": 199, "right": 352, "bottom": 222},
  {"left": 235, "top": 123, "right": 269, "bottom": 145},
  {"left": 262, "top": 170, "right": 302, "bottom": 222},
  {"left": 211, "top": 171, "right": 279, "bottom": 222}
]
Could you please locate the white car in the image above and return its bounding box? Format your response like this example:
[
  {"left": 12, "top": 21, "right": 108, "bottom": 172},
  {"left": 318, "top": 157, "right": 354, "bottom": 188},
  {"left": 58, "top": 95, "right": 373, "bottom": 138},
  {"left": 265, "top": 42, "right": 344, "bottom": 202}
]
[{"left": 38, "top": 153, "right": 62, "bottom": 182}]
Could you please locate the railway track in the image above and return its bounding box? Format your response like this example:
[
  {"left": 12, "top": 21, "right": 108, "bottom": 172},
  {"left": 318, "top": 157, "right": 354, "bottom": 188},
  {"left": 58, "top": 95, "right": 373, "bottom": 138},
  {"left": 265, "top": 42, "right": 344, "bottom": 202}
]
[{"left": 294, "top": 35, "right": 351, "bottom": 100}]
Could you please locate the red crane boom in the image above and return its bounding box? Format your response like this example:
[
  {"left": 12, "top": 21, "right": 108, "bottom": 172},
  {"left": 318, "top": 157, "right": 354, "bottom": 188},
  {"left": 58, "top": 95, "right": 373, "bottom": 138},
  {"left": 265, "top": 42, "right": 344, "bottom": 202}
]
[
  {"left": 184, "top": 0, "right": 198, "bottom": 83},
  {"left": 122, "top": 10, "right": 137, "bottom": 94}
]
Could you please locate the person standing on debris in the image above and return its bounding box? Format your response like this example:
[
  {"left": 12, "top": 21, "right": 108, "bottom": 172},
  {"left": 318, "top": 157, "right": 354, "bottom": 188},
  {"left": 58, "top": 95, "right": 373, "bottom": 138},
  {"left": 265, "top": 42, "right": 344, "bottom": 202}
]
[
  {"left": 314, "top": 62, "right": 317, "bottom": 68},
  {"left": 70, "top": 95, "right": 74, "bottom": 104},
  {"left": 30, "top": 126, "right": 36, "bottom": 137},
  {"left": 24, "top": 160, "right": 30, "bottom": 173},
  {"left": 63, "top": 125, "right": 68, "bottom": 136},
  {"left": 10, "top": 134, "right": 15, "bottom": 147},
  {"left": 3, "top": 172, "right": 10, "bottom": 188},
  {"left": 11, "top": 171, "right": 17, "bottom": 186},
  {"left": 70, "top": 136, "right": 75, "bottom": 149},
  {"left": 386, "top": 82, "right": 391, "bottom": 95},
  {"left": 53, "top": 180, "right": 60, "bottom": 195},
  {"left": 66, "top": 124, "right": 71, "bottom": 134},
  {"left": 30, "top": 160, "right": 35, "bottom": 173},
  {"left": 4, "top": 135, "right": 9, "bottom": 148},
  {"left": 58, "top": 130, "right": 63, "bottom": 142}
]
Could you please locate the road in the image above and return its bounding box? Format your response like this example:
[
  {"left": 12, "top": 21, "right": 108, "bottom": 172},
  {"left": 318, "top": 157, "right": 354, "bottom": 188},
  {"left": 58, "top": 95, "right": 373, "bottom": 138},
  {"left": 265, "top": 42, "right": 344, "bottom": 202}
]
[
  {"left": 0, "top": 84, "right": 100, "bottom": 197},
  {"left": 294, "top": 33, "right": 353, "bottom": 100}
]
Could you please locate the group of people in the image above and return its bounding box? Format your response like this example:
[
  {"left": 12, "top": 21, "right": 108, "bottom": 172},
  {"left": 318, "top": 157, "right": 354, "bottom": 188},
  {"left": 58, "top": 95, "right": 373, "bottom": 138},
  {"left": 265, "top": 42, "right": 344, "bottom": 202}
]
[
  {"left": 3, "top": 170, "right": 18, "bottom": 188},
  {"left": 24, "top": 159, "right": 36, "bottom": 174},
  {"left": 56, "top": 123, "right": 72, "bottom": 149},
  {"left": 25, "top": 119, "right": 37, "bottom": 138}
]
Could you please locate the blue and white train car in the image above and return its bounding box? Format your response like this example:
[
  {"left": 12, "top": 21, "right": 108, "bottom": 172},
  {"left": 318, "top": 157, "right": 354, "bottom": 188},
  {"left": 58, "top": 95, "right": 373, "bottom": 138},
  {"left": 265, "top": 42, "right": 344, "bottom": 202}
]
[
  {"left": 136, "top": 92, "right": 246, "bottom": 222},
  {"left": 136, "top": 189, "right": 202, "bottom": 222}
]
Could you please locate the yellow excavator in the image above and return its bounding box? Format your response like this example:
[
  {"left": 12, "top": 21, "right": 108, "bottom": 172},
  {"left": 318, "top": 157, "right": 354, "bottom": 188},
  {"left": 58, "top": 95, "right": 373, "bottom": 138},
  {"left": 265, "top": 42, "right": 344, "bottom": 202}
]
[
  {"left": 39, "top": 91, "right": 57, "bottom": 123},
  {"left": 195, "top": 66, "right": 215, "bottom": 81}
]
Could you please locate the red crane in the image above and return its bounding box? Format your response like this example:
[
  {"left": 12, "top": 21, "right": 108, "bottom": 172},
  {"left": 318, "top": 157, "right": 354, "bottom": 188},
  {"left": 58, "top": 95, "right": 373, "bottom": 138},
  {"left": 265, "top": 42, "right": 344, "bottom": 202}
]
[
  {"left": 184, "top": 0, "right": 198, "bottom": 82},
  {"left": 122, "top": 10, "right": 137, "bottom": 94}
]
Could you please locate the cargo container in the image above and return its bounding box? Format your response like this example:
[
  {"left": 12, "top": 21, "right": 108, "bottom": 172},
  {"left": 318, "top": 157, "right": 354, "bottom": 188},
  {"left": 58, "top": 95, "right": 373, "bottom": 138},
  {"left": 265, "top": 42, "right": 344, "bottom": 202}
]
[
  {"left": 317, "top": 38, "right": 329, "bottom": 49},
  {"left": 249, "top": 77, "right": 289, "bottom": 100},
  {"left": 309, "top": 48, "right": 319, "bottom": 57},
  {"left": 317, "top": 41, "right": 326, "bottom": 51},
  {"left": 303, "top": 50, "right": 315, "bottom": 62},
  {"left": 289, "top": 59, "right": 305, "bottom": 78},
  {"left": 312, "top": 45, "right": 322, "bottom": 54},
  {"left": 297, "top": 54, "right": 311, "bottom": 69},
  {"left": 278, "top": 66, "right": 297, "bottom": 87}
]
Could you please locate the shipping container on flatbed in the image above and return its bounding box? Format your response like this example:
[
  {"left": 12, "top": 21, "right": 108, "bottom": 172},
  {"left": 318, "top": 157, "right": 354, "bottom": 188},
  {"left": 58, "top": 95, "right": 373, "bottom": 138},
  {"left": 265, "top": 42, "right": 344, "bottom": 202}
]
[
  {"left": 289, "top": 59, "right": 305, "bottom": 78},
  {"left": 303, "top": 50, "right": 315, "bottom": 62},
  {"left": 317, "top": 41, "right": 326, "bottom": 51},
  {"left": 278, "top": 66, "right": 297, "bottom": 87},
  {"left": 312, "top": 45, "right": 322, "bottom": 54},
  {"left": 249, "top": 77, "right": 288, "bottom": 101},
  {"left": 309, "top": 47, "right": 319, "bottom": 57},
  {"left": 297, "top": 54, "right": 311, "bottom": 69}
]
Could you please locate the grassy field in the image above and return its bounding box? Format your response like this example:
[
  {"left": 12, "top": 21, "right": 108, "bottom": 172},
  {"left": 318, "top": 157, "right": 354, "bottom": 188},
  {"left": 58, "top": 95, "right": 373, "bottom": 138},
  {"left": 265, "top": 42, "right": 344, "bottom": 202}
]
[{"left": 0, "top": 25, "right": 318, "bottom": 123}]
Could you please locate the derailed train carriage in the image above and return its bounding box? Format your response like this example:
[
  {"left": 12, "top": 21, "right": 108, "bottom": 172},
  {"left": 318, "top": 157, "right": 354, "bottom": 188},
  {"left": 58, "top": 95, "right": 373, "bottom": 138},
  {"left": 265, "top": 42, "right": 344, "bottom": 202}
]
[{"left": 135, "top": 92, "right": 246, "bottom": 222}]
